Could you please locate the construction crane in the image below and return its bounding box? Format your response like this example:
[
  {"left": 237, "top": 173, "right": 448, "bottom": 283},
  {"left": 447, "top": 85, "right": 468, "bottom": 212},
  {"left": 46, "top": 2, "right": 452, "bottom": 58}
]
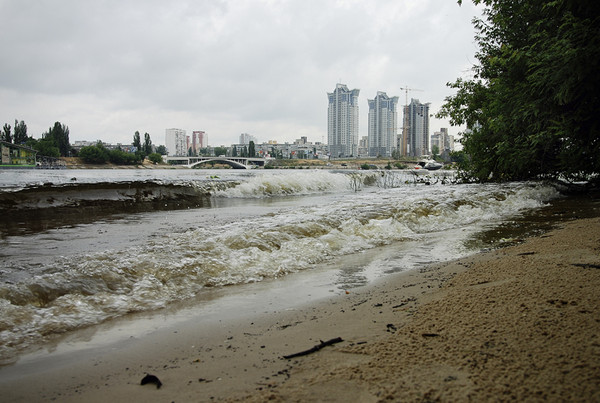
[
  {"left": 399, "top": 85, "right": 424, "bottom": 156},
  {"left": 400, "top": 85, "right": 424, "bottom": 106}
]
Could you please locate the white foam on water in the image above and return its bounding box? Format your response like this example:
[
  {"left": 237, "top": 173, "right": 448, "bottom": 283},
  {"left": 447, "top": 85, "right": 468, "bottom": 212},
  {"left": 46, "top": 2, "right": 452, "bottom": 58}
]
[
  {"left": 213, "top": 170, "right": 351, "bottom": 197},
  {"left": 0, "top": 179, "right": 561, "bottom": 363}
]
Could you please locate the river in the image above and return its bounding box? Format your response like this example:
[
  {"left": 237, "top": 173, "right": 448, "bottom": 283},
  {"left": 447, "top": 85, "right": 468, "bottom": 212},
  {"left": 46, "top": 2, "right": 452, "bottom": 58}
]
[{"left": 0, "top": 168, "right": 594, "bottom": 365}]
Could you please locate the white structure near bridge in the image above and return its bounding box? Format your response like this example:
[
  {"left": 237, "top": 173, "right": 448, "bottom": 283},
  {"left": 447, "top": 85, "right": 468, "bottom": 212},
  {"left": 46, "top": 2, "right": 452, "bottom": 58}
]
[
  {"left": 165, "top": 156, "right": 267, "bottom": 169},
  {"left": 165, "top": 128, "right": 187, "bottom": 156}
]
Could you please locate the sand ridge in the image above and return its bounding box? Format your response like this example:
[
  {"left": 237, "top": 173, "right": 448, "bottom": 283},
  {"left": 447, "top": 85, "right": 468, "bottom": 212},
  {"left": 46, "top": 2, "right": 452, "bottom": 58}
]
[{"left": 235, "top": 217, "right": 600, "bottom": 402}]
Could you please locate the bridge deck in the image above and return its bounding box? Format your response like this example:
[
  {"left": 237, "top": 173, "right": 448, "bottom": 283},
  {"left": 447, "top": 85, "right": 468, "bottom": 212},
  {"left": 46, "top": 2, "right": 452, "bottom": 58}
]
[{"left": 165, "top": 156, "right": 266, "bottom": 169}]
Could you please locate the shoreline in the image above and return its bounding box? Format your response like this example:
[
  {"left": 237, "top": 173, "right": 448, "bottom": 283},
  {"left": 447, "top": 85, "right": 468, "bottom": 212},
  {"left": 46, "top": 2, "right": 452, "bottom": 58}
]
[{"left": 1, "top": 217, "right": 599, "bottom": 401}]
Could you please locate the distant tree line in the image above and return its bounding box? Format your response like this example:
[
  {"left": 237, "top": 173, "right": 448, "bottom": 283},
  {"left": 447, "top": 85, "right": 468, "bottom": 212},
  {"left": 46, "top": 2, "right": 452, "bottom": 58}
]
[
  {"left": 2, "top": 120, "right": 28, "bottom": 145},
  {"left": 229, "top": 140, "right": 257, "bottom": 158},
  {"left": 78, "top": 131, "right": 162, "bottom": 165},
  {"left": 2, "top": 120, "right": 72, "bottom": 158},
  {"left": 2, "top": 120, "right": 165, "bottom": 165}
]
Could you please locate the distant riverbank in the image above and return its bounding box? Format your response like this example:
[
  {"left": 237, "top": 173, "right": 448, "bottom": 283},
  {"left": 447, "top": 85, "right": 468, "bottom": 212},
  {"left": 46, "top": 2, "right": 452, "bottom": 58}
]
[{"left": 60, "top": 156, "right": 442, "bottom": 170}]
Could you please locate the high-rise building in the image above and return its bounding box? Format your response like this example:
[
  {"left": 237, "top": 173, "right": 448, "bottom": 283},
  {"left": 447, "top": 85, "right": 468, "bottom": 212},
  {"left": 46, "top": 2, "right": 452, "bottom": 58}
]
[
  {"left": 327, "top": 83, "right": 360, "bottom": 158},
  {"left": 431, "top": 128, "right": 455, "bottom": 154},
  {"left": 404, "top": 99, "right": 430, "bottom": 157},
  {"left": 165, "top": 128, "right": 187, "bottom": 156},
  {"left": 358, "top": 136, "right": 369, "bottom": 158},
  {"left": 192, "top": 130, "right": 208, "bottom": 152},
  {"left": 239, "top": 133, "right": 256, "bottom": 145},
  {"left": 368, "top": 91, "right": 399, "bottom": 157}
]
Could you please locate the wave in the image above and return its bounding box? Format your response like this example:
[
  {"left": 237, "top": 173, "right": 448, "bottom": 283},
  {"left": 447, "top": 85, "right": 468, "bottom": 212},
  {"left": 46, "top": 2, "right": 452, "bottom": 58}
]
[
  {"left": 0, "top": 181, "right": 560, "bottom": 362},
  {"left": 0, "top": 170, "right": 456, "bottom": 213},
  {"left": 214, "top": 170, "right": 351, "bottom": 197}
]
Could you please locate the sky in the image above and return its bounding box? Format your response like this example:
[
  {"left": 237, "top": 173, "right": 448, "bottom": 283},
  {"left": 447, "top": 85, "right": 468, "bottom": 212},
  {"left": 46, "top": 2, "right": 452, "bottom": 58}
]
[{"left": 0, "top": 0, "right": 482, "bottom": 147}]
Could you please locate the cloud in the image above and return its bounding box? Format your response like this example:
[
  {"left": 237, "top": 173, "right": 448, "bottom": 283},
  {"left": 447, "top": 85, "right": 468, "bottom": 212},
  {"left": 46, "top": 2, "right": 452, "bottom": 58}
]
[{"left": 0, "top": 0, "right": 481, "bottom": 146}]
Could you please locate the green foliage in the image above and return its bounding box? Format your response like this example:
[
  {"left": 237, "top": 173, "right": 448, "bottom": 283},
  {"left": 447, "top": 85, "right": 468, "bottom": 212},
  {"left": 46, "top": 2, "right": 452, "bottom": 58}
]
[
  {"left": 13, "top": 120, "right": 27, "bottom": 144},
  {"left": 450, "top": 150, "right": 467, "bottom": 164},
  {"left": 2, "top": 120, "right": 28, "bottom": 144},
  {"left": 439, "top": 0, "right": 600, "bottom": 182},
  {"left": 2, "top": 124, "right": 11, "bottom": 143},
  {"left": 109, "top": 148, "right": 140, "bottom": 165},
  {"left": 43, "top": 122, "right": 71, "bottom": 156},
  {"left": 270, "top": 147, "right": 283, "bottom": 159},
  {"left": 133, "top": 131, "right": 142, "bottom": 152},
  {"left": 80, "top": 142, "right": 142, "bottom": 165},
  {"left": 213, "top": 146, "right": 228, "bottom": 157},
  {"left": 148, "top": 153, "right": 163, "bottom": 164},
  {"left": 431, "top": 145, "right": 440, "bottom": 161},
  {"left": 32, "top": 138, "right": 60, "bottom": 158},
  {"left": 156, "top": 145, "right": 167, "bottom": 155},
  {"left": 143, "top": 133, "right": 152, "bottom": 156},
  {"left": 360, "top": 163, "right": 371, "bottom": 170},
  {"left": 248, "top": 141, "right": 256, "bottom": 157},
  {"left": 79, "top": 142, "right": 110, "bottom": 164}
]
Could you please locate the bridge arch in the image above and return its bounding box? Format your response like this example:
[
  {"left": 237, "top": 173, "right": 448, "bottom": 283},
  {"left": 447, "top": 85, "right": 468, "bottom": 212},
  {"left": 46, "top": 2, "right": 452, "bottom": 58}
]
[{"left": 189, "top": 158, "right": 248, "bottom": 169}]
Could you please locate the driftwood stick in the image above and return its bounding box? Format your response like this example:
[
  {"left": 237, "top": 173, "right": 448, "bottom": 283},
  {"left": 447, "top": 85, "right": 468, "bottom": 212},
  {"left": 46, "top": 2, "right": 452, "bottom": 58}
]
[{"left": 282, "top": 337, "right": 343, "bottom": 359}]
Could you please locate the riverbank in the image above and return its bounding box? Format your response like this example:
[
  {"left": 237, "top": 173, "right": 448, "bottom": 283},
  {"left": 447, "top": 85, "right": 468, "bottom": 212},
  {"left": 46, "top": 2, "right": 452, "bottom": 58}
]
[
  {"left": 1, "top": 217, "right": 599, "bottom": 402},
  {"left": 59, "top": 156, "right": 433, "bottom": 170}
]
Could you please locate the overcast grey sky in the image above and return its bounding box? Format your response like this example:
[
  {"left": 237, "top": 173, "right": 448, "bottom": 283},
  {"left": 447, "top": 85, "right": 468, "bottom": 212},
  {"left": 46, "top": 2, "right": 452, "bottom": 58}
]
[{"left": 0, "top": 0, "right": 481, "bottom": 147}]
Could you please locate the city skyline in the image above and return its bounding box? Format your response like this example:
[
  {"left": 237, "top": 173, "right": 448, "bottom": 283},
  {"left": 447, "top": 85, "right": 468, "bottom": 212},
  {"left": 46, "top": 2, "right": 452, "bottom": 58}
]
[
  {"left": 160, "top": 88, "right": 443, "bottom": 153},
  {"left": 0, "top": 1, "right": 482, "bottom": 146}
]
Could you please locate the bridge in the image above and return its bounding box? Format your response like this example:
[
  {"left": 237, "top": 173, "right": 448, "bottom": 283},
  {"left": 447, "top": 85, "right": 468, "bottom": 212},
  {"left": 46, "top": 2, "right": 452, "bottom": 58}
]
[{"left": 164, "top": 156, "right": 267, "bottom": 169}]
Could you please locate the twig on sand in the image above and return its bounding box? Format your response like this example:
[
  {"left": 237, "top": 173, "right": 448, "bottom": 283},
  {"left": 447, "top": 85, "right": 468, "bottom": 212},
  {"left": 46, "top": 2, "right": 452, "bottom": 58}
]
[{"left": 282, "top": 337, "right": 344, "bottom": 359}]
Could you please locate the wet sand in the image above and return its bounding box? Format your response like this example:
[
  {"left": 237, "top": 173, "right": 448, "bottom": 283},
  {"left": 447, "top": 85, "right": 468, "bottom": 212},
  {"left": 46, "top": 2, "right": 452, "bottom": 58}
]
[{"left": 1, "top": 217, "right": 599, "bottom": 402}]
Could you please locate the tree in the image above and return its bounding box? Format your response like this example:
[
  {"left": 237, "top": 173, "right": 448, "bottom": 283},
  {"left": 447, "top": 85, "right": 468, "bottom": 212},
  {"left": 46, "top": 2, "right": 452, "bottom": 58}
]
[
  {"left": 143, "top": 132, "right": 152, "bottom": 156},
  {"left": 30, "top": 137, "right": 60, "bottom": 158},
  {"left": 133, "top": 131, "right": 141, "bottom": 151},
  {"left": 214, "top": 146, "right": 228, "bottom": 157},
  {"left": 148, "top": 153, "right": 163, "bottom": 164},
  {"left": 156, "top": 145, "right": 167, "bottom": 155},
  {"left": 43, "top": 122, "right": 70, "bottom": 156},
  {"left": 79, "top": 142, "right": 109, "bottom": 164},
  {"left": 450, "top": 150, "right": 467, "bottom": 164},
  {"left": 13, "top": 120, "right": 27, "bottom": 144},
  {"left": 109, "top": 148, "right": 141, "bottom": 165},
  {"left": 2, "top": 124, "right": 11, "bottom": 143},
  {"left": 248, "top": 140, "right": 256, "bottom": 157},
  {"left": 231, "top": 146, "right": 238, "bottom": 157},
  {"left": 431, "top": 145, "right": 440, "bottom": 161},
  {"left": 438, "top": 0, "right": 600, "bottom": 182}
]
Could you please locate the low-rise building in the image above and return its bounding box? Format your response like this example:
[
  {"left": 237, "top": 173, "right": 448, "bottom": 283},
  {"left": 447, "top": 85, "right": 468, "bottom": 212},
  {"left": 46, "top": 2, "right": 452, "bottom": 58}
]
[{"left": 0, "top": 141, "right": 37, "bottom": 168}]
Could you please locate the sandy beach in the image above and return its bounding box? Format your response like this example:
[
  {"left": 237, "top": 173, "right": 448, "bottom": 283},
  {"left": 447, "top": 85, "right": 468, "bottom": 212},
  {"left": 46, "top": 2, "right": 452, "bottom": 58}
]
[{"left": 1, "top": 216, "right": 599, "bottom": 402}]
